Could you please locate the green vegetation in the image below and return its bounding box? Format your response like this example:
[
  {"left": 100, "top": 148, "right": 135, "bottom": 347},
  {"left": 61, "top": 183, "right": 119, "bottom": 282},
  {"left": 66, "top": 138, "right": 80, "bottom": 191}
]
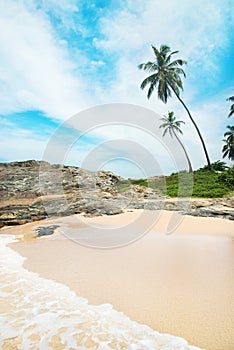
[
  {"left": 227, "top": 95, "right": 234, "bottom": 118},
  {"left": 117, "top": 178, "right": 147, "bottom": 192},
  {"left": 202, "top": 160, "right": 228, "bottom": 172},
  {"left": 218, "top": 167, "right": 234, "bottom": 188},
  {"left": 222, "top": 95, "right": 234, "bottom": 161},
  {"left": 117, "top": 163, "right": 234, "bottom": 198},
  {"left": 222, "top": 125, "right": 234, "bottom": 161},
  {"left": 130, "top": 179, "right": 148, "bottom": 186},
  {"left": 166, "top": 165, "right": 234, "bottom": 197}
]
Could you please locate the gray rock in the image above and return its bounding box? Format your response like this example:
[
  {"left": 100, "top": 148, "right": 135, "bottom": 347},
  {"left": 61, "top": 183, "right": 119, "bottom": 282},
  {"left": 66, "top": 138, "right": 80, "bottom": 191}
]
[
  {"left": 0, "top": 160, "right": 123, "bottom": 226},
  {"left": 36, "top": 225, "right": 60, "bottom": 237}
]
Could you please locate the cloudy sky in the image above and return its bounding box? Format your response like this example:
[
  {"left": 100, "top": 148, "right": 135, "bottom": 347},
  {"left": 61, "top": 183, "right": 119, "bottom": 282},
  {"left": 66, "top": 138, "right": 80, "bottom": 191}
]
[{"left": 0, "top": 0, "right": 233, "bottom": 177}]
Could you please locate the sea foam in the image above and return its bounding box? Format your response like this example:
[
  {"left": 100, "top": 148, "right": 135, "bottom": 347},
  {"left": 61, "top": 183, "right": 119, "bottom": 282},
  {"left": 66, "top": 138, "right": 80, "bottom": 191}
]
[{"left": 0, "top": 235, "right": 203, "bottom": 350}]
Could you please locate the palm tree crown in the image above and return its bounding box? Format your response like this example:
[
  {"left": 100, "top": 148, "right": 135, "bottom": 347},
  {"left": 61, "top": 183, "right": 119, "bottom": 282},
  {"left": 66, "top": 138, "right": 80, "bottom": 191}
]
[
  {"left": 138, "top": 45, "right": 186, "bottom": 102},
  {"left": 222, "top": 125, "right": 234, "bottom": 161},
  {"left": 160, "top": 111, "right": 185, "bottom": 137},
  {"left": 160, "top": 111, "right": 192, "bottom": 173},
  {"left": 138, "top": 44, "right": 211, "bottom": 169}
]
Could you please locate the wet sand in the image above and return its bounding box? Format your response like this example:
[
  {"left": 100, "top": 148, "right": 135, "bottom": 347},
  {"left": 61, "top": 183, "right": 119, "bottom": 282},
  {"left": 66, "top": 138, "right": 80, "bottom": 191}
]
[{"left": 7, "top": 210, "right": 234, "bottom": 350}]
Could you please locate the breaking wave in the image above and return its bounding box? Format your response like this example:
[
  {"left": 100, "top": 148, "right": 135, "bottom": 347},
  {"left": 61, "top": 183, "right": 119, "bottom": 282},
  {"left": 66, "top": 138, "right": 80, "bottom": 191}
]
[{"left": 0, "top": 235, "right": 203, "bottom": 350}]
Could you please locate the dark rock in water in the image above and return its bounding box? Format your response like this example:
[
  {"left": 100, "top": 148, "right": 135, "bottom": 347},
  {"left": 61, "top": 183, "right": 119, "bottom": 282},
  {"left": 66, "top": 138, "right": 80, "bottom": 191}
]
[{"left": 35, "top": 225, "right": 60, "bottom": 237}]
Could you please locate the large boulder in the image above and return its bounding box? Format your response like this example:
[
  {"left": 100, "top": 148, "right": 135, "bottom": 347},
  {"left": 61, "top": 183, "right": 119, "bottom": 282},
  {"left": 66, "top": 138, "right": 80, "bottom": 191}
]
[{"left": 0, "top": 161, "right": 123, "bottom": 226}]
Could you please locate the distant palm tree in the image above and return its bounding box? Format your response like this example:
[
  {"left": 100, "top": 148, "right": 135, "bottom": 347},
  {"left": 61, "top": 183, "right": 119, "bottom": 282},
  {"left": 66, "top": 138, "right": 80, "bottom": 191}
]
[
  {"left": 227, "top": 95, "right": 234, "bottom": 117},
  {"left": 138, "top": 44, "right": 211, "bottom": 170},
  {"left": 160, "top": 111, "right": 193, "bottom": 173},
  {"left": 222, "top": 125, "right": 234, "bottom": 161}
]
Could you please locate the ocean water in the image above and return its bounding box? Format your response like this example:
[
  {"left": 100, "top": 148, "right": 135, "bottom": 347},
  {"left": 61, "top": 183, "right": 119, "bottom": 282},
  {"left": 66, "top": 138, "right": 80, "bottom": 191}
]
[{"left": 0, "top": 235, "right": 203, "bottom": 350}]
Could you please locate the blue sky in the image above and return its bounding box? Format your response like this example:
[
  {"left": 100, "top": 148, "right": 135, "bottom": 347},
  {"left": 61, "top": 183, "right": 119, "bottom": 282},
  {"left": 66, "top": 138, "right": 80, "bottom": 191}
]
[{"left": 0, "top": 0, "right": 233, "bottom": 177}]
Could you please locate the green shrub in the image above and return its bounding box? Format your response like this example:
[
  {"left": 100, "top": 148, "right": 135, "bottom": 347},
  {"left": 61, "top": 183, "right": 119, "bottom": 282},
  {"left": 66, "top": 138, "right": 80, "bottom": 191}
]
[
  {"left": 118, "top": 166, "right": 233, "bottom": 198},
  {"left": 218, "top": 167, "right": 234, "bottom": 188},
  {"left": 162, "top": 168, "right": 231, "bottom": 198},
  {"left": 201, "top": 160, "right": 229, "bottom": 172},
  {"left": 130, "top": 179, "right": 148, "bottom": 187}
]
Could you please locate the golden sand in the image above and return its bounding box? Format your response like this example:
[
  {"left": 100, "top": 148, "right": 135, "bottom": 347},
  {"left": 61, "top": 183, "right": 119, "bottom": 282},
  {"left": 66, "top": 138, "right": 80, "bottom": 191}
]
[{"left": 4, "top": 210, "right": 234, "bottom": 350}]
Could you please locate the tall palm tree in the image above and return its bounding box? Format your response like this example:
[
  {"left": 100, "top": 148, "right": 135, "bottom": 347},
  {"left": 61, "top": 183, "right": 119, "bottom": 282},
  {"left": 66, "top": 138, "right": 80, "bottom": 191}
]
[
  {"left": 222, "top": 125, "right": 234, "bottom": 161},
  {"left": 138, "top": 44, "right": 211, "bottom": 170},
  {"left": 227, "top": 95, "right": 234, "bottom": 117},
  {"left": 160, "top": 111, "right": 193, "bottom": 173}
]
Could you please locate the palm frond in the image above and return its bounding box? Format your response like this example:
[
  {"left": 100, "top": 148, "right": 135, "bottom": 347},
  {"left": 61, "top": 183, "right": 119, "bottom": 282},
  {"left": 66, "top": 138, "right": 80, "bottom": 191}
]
[
  {"left": 222, "top": 126, "right": 234, "bottom": 160},
  {"left": 162, "top": 128, "right": 168, "bottom": 137},
  {"left": 140, "top": 74, "right": 157, "bottom": 90},
  {"left": 158, "top": 79, "right": 171, "bottom": 103},
  {"left": 224, "top": 125, "right": 234, "bottom": 137},
  {"left": 175, "top": 120, "right": 185, "bottom": 127},
  {"left": 228, "top": 104, "right": 234, "bottom": 117},
  {"left": 158, "top": 44, "right": 171, "bottom": 56},
  {"left": 177, "top": 59, "right": 187, "bottom": 66},
  {"left": 170, "top": 50, "right": 179, "bottom": 56},
  {"left": 226, "top": 96, "right": 234, "bottom": 117},
  {"left": 170, "top": 66, "right": 186, "bottom": 78},
  {"left": 174, "top": 126, "right": 183, "bottom": 135},
  {"left": 222, "top": 148, "right": 229, "bottom": 158},
  {"left": 147, "top": 84, "right": 155, "bottom": 99},
  {"left": 151, "top": 45, "right": 162, "bottom": 64},
  {"left": 138, "top": 62, "right": 155, "bottom": 71},
  {"left": 159, "top": 122, "right": 168, "bottom": 128}
]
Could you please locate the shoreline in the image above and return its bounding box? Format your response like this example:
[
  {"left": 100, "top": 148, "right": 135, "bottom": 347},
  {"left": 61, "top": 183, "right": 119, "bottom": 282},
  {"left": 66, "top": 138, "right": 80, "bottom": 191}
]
[
  {"left": 2, "top": 208, "right": 234, "bottom": 240},
  {"left": 1, "top": 196, "right": 234, "bottom": 229},
  {"left": 3, "top": 210, "right": 234, "bottom": 349}
]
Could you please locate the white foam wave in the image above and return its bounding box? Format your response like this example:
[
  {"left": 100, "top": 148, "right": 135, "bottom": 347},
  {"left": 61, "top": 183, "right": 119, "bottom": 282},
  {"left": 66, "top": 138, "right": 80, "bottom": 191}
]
[{"left": 0, "top": 235, "right": 203, "bottom": 349}]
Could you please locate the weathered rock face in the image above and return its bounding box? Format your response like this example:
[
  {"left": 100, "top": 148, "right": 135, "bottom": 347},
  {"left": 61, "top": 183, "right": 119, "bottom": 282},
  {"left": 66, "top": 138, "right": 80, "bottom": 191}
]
[
  {"left": 0, "top": 160, "right": 234, "bottom": 227},
  {"left": 0, "top": 160, "right": 125, "bottom": 226},
  {"left": 186, "top": 198, "right": 234, "bottom": 220},
  {"left": 127, "top": 197, "right": 234, "bottom": 220}
]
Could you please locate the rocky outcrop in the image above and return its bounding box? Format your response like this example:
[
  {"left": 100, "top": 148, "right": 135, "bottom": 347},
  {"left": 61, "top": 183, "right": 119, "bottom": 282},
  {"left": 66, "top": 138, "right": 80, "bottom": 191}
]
[
  {"left": 127, "top": 194, "right": 234, "bottom": 220},
  {"left": 186, "top": 198, "right": 234, "bottom": 220},
  {"left": 0, "top": 160, "right": 234, "bottom": 227},
  {"left": 0, "top": 160, "right": 125, "bottom": 226}
]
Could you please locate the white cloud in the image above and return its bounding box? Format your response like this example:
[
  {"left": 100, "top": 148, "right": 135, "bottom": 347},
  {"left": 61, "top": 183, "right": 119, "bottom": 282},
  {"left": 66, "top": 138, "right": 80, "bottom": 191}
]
[
  {"left": 96, "top": 0, "right": 231, "bottom": 99},
  {"left": 0, "top": 0, "right": 232, "bottom": 173},
  {"left": 0, "top": 0, "right": 89, "bottom": 120},
  {"left": 0, "top": 125, "right": 47, "bottom": 161},
  {"left": 97, "top": 0, "right": 229, "bottom": 60}
]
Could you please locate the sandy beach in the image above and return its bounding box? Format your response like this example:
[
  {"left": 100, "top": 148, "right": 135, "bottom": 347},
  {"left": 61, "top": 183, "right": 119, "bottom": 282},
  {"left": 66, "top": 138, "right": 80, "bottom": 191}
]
[{"left": 3, "top": 210, "right": 234, "bottom": 349}]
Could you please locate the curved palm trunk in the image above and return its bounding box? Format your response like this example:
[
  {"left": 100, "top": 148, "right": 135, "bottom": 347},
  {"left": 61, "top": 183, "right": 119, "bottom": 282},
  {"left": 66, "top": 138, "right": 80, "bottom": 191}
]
[
  {"left": 171, "top": 88, "right": 211, "bottom": 170},
  {"left": 172, "top": 129, "right": 193, "bottom": 173}
]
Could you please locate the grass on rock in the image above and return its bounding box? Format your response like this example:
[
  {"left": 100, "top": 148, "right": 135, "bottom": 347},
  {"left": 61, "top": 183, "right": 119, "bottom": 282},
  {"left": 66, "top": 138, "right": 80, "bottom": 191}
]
[{"left": 117, "top": 166, "right": 234, "bottom": 198}]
